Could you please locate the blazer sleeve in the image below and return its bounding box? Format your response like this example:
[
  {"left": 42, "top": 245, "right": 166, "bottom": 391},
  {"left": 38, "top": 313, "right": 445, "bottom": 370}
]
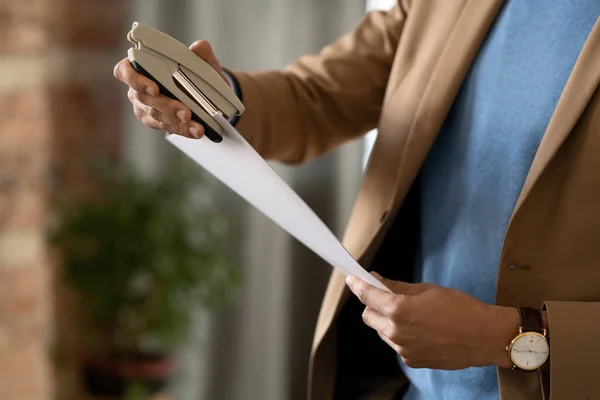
[
  {"left": 543, "top": 301, "right": 600, "bottom": 399},
  {"left": 228, "top": 1, "right": 408, "bottom": 164}
]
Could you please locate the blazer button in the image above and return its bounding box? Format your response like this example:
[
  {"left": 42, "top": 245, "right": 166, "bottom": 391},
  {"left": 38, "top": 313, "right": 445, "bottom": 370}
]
[{"left": 507, "top": 264, "right": 532, "bottom": 271}]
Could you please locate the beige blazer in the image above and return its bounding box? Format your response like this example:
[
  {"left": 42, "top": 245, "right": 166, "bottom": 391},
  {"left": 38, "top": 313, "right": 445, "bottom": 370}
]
[{"left": 230, "top": 1, "right": 600, "bottom": 399}]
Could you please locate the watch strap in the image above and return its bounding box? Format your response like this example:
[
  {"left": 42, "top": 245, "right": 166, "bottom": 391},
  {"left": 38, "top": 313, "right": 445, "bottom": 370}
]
[
  {"left": 541, "top": 369, "right": 550, "bottom": 400},
  {"left": 519, "top": 307, "right": 544, "bottom": 334}
]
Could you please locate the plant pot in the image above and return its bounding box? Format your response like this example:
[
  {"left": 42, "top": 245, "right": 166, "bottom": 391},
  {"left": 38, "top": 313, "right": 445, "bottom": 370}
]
[{"left": 82, "top": 352, "right": 175, "bottom": 397}]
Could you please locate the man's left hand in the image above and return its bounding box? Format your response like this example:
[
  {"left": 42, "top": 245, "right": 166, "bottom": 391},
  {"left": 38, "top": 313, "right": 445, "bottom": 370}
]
[{"left": 345, "top": 272, "right": 520, "bottom": 370}]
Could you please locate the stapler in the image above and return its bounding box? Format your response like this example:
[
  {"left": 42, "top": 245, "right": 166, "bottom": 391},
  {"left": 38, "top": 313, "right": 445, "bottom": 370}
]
[{"left": 126, "top": 22, "right": 245, "bottom": 143}]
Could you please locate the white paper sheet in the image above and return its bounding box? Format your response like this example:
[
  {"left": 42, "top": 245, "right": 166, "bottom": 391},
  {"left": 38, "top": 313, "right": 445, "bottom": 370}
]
[{"left": 167, "top": 114, "right": 390, "bottom": 292}]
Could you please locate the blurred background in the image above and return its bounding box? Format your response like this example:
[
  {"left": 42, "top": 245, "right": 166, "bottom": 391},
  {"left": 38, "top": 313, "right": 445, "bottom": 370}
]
[{"left": 0, "top": 0, "right": 394, "bottom": 399}]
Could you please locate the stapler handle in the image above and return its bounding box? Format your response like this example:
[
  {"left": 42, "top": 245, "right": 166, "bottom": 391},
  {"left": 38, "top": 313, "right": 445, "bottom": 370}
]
[{"left": 130, "top": 60, "right": 223, "bottom": 143}]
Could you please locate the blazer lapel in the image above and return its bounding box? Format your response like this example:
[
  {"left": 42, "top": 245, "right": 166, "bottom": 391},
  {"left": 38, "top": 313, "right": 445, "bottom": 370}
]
[
  {"left": 510, "top": 17, "right": 600, "bottom": 221},
  {"left": 312, "top": 0, "right": 506, "bottom": 350}
]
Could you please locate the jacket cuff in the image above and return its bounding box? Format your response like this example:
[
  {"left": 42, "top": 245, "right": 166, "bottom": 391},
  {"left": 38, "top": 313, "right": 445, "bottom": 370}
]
[
  {"left": 221, "top": 68, "right": 243, "bottom": 126},
  {"left": 543, "top": 301, "right": 600, "bottom": 399}
]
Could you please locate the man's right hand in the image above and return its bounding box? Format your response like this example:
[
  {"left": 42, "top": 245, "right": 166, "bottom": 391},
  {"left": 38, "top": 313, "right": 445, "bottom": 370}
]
[{"left": 113, "top": 40, "right": 231, "bottom": 139}]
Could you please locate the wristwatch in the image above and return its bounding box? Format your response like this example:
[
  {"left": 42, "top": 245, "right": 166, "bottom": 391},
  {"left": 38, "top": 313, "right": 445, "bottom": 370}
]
[{"left": 506, "top": 307, "right": 550, "bottom": 371}]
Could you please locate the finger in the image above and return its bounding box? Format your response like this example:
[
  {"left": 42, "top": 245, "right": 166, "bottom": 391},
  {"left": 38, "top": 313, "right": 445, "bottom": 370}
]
[
  {"left": 378, "top": 332, "right": 401, "bottom": 353},
  {"left": 138, "top": 110, "right": 171, "bottom": 132},
  {"left": 128, "top": 88, "right": 204, "bottom": 138},
  {"left": 114, "top": 58, "right": 159, "bottom": 96},
  {"left": 135, "top": 105, "right": 204, "bottom": 139},
  {"left": 378, "top": 335, "right": 424, "bottom": 369},
  {"left": 189, "top": 40, "right": 222, "bottom": 72},
  {"left": 364, "top": 304, "right": 408, "bottom": 344},
  {"left": 133, "top": 103, "right": 145, "bottom": 123},
  {"left": 362, "top": 306, "right": 389, "bottom": 332},
  {"left": 138, "top": 111, "right": 199, "bottom": 139},
  {"left": 131, "top": 96, "right": 187, "bottom": 134},
  {"left": 346, "top": 275, "right": 398, "bottom": 315},
  {"left": 189, "top": 40, "right": 230, "bottom": 84},
  {"left": 370, "top": 272, "right": 437, "bottom": 295},
  {"left": 129, "top": 88, "right": 192, "bottom": 124}
]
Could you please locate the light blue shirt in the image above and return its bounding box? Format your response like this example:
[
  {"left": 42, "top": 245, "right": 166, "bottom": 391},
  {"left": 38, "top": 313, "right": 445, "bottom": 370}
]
[{"left": 402, "top": 2, "right": 600, "bottom": 399}]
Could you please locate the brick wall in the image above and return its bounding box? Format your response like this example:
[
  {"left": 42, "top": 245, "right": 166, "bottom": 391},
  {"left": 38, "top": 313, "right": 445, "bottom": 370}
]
[{"left": 0, "top": 0, "right": 127, "bottom": 399}]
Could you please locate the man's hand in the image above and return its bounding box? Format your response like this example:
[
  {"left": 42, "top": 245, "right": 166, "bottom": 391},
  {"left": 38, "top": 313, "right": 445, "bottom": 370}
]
[
  {"left": 345, "top": 272, "right": 520, "bottom": 370},
  {"left": 113, "top": 40, "right": 230, "bottom": 139}
]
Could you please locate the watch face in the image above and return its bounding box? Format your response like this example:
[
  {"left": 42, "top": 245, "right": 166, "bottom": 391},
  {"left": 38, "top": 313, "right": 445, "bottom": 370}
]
[{"left": 510, "top": 332, "right": 549, "bottom": 370}]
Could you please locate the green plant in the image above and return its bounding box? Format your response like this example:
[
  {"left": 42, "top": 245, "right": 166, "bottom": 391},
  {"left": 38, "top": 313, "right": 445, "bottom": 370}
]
[{"left": 48, "top": 158, "right": 240, "bottom": 354}]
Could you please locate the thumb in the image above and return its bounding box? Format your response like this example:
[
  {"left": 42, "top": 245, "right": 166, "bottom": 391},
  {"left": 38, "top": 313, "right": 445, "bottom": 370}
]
[
  {"left": 370, "top": 271, "right": 436, "bottom": 295},
  {"left": 189, "top": 40, "right": 227, "bottom": 80}
]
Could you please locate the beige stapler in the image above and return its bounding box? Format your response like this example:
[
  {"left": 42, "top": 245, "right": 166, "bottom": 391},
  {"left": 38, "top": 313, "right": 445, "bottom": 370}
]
[{"left": 127, "top": 22, "right": 245, "bottom": 143}]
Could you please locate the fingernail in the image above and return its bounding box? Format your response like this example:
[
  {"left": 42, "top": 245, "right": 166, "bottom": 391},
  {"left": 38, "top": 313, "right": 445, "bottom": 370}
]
[
  {"left": 176, "top": 109, "right": 188, "bottom": 122},
  {"left": 145, "top": 87, "right": 155, "bottom": 96},
  {"left": 189, "top": 125, "right": 200, "bottom": 138},
  {"left": 345, "top": 276, "right": 354, "bottom": 285}
]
